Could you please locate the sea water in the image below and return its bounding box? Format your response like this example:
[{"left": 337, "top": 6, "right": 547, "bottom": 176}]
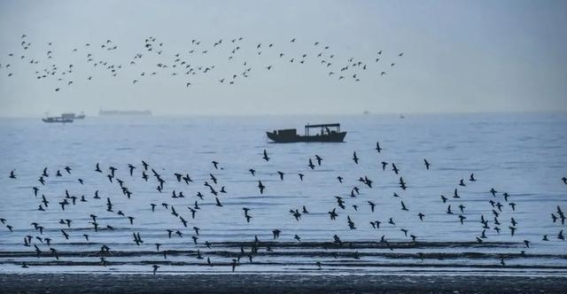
[{"left": 0, "top": 113, "right": 566, "bottom": 275}]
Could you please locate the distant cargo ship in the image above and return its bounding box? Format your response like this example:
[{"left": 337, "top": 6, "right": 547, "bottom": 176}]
[
  {"left": 98, "top": 109, "right": 152, "bottom": 116},
  {"left": 61, "top": 111, "right": 85, "bottom": 120}
]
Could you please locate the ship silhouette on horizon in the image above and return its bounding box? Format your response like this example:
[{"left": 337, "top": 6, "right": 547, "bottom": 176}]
[{"left": 267, "top": 123, "right": 346, "bottom": 143}]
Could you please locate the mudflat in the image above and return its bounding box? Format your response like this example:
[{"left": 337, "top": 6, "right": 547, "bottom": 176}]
[{"left": 1, "top": 273, "right": 567, "bottom": 294}]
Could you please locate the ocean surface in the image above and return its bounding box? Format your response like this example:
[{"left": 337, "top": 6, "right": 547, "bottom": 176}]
[{"left": 0, "top": 113, "right": 566, "bottom": 275}]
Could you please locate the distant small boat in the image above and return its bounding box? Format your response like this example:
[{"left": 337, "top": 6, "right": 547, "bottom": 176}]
[
  {"left": 42, "top": 116, "right": 73, "bottom": 123},
  {"left": 267, "top": 123, "right": 346, "bottom": 143}
]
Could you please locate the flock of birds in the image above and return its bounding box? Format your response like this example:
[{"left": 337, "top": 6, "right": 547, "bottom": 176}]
[
  {"left": 3, "top": 142, "right": 567, "bottom": 274},
  {"left": 1, "top": 34, "right": 404, "bottom": 92}
]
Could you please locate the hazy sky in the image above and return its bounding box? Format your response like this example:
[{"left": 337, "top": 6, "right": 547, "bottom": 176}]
[{"left": 1, "top": 0, "right": 566, "bottom": 116}]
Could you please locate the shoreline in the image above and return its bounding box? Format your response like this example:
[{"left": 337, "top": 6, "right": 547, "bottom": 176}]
[{"left": 1, "top": 273, "right": 567, "bottom": 294}]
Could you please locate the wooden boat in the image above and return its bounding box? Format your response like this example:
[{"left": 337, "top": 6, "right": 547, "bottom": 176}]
[{"left": 266, "top": 123, "right": 346, "bottom": 143}]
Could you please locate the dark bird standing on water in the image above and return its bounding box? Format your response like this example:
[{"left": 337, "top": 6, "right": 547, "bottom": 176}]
[
  {"left": 272, "top": 229, "right": 281, "bottom": 239},
  {"left": 152, "top": 265, "right": 159, "bottom": 275}
]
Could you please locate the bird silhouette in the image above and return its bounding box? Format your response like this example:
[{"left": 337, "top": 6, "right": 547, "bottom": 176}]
[
  {"left": 258, "top": 181, "right": 265, "bottom": 194},
  {"left": 470, "top": 173, "right": 476, "bottom": 182},
  {"left": 315, "top": 155, "right": 323, "bottom": 166},
  {"left": 375, "top": 142, "right": 382, "bottom": 153},
  {"left": 328, "top": 208, "right": 338, "bottom": 220},
  {"left": 272, "top": 229, "right": 281, "bottom": 239},
  {"left": 368, "top": 201, "right": 376, "bottom": 212},
  {"left": 399, "top": 177, "right": 407, "bottom": 190},
  {"left": 401, "top": 201, "right": 408, "bottom": 211},
  {"left": 308, "top": 158, "right": 315, "bottom": 169},
  {"left": 453, "top": 188, "right": 460, "bottom": 198},
  {"left": 392, "top": 163, "right": 399, "bottom": 174},
  {"left": 352, "top": 152, "right": 359, "bottom": 164}
]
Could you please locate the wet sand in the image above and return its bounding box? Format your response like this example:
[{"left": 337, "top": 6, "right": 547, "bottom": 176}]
[{"left": 1, "top": 273, "right": 567, "bottom": 294}]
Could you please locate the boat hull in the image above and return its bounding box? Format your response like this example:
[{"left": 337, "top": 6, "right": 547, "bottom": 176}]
[
  {"left": 266, "top": 131, "right": 346, "bottom": 143},
  {"left": 42, "top": 117, "right": 73, "bottom": 123}
]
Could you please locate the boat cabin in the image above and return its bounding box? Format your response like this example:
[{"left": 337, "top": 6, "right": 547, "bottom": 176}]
[{"left": 305, "top": 123, "right": 341, "bottom": 137}]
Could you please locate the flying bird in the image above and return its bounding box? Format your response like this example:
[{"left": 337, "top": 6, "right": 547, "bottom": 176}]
[
  {"left": 424, "top": 159, "right": 430, "bottom": 170},
  {"left": 258, "top": 181, "right": 265, "bottom": 194},
  {"left": 308, "top": 158, "right": 315, "bottom": 170},
  {"left": 352, "top": 152, "right": 359, "bottom": 164}
]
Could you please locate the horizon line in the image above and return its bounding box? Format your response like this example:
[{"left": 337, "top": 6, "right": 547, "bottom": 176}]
[{"left": 0, "top": 109, "right": 566, "bottom": 119}]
